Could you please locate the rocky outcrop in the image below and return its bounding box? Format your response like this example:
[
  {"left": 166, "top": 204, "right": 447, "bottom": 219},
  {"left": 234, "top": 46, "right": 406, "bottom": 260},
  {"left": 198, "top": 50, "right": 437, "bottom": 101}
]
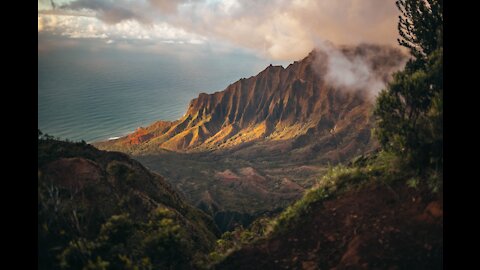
[{"left": 95, "top": 45, "right": 405, "bottom": 165}]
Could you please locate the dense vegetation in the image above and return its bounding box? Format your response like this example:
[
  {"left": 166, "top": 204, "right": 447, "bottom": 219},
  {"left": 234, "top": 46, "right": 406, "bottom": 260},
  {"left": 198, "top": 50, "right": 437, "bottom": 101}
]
[
  {"left": 374, "top": 0, "right": 443, "bottom": 184},
  {"left": 38, "top": 136, "right": 219, "bottom": 269}
]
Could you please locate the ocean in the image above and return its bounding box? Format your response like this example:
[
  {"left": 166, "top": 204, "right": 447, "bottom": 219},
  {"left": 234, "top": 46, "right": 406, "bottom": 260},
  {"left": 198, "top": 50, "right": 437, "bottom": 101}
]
[{"left": 38, "top": 48, "right": 288, "bottom": 143}]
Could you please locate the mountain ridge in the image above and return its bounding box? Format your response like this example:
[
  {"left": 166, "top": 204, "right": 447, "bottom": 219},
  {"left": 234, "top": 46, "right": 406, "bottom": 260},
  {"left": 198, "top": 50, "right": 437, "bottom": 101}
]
[{"left": 95, "top": 44, "right": 406, "bottom": 163}]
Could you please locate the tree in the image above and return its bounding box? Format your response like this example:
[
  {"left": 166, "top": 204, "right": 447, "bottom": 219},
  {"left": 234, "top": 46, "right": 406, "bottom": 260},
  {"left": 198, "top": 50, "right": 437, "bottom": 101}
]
[
  {"left": 374, "top": 0, "right": 443, "bottom": 179},
  {"left": 396, "top": 0, "right": 443, "bottom": 62}
]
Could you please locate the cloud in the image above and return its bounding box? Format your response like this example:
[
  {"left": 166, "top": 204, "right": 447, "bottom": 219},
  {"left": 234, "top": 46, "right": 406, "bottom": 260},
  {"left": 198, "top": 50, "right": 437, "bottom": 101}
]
[
  {"left": 38, "top": 12, "right": 208, "bottom": 54},
  {"left": 147, "top": 0, "right": 195, "bottom": 14},
  {"left": 40, "top": 0, "right": 401, "bottom": 60},
  {"left": 60, "top": 0, "right": 152, "bottom": 24},
  {"left": 168, "top": 0, "right": 400, "bottom": 60},
  {"left": 312, "top": 42, "right": 408, "bottom": 100}
]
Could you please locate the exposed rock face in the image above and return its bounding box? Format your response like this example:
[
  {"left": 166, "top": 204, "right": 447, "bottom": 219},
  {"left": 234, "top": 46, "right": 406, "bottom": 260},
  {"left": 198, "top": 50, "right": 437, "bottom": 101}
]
[{"left": 95, "top": 45, "right": 405, "bottom": 164}]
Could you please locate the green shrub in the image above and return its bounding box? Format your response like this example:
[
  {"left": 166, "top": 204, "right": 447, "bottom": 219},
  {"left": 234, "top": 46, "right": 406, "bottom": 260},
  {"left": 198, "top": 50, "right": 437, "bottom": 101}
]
[{"left": 407, "top": 177, "right": 420, "bottom": 189}]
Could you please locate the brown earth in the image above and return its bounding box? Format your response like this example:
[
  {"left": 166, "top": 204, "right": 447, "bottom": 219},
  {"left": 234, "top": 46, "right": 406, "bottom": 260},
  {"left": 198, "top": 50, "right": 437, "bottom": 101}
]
[
  {"left": 43, "top": 157, "right": 104, "bottom": 191},
  {"left": 216, "top": 182, "right": 443, "bottom": 270}
]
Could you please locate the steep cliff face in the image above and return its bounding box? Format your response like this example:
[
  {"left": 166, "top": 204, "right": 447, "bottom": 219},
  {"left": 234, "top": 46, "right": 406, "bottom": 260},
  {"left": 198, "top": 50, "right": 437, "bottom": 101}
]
[{"left": 95, "top": 45, "right": 405, "bottom": 164}]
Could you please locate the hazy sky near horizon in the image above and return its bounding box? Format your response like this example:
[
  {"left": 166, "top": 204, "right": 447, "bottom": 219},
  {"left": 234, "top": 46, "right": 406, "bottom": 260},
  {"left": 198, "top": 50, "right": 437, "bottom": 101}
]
[{"left": 38, "top": 0, "right": 400, "bottom": 61}]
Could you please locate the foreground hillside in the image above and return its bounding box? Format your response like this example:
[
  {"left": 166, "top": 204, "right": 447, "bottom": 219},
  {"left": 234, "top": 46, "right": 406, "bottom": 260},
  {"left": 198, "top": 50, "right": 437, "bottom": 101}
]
[
  {"left": 38, "top": 138, "right": 442, "bottom": 270},
  {"left": 38, "top": 138, "right": 219, "bottom": 269},
  {"left": 211, "top": 153, "right": 443, "bottom": 269}
]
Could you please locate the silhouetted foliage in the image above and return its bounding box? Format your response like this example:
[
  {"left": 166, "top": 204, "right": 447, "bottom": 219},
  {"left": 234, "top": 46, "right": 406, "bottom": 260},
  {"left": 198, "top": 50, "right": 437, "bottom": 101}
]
[
  {"left": 374, "top": 0, "right": 442, "bottom": 186},
  {"left": 396, "top": 0, "right": 443, "bottom": 62}
]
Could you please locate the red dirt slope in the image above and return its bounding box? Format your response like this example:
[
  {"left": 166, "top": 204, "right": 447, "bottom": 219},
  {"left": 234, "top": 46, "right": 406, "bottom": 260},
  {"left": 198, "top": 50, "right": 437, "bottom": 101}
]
[{"left": 216, "top": 182, "right": 442, "bottom": 270}]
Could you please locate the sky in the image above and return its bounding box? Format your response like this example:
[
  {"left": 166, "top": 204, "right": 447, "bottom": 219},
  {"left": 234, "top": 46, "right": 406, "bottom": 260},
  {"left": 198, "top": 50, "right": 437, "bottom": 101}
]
[{"left": 38, "top": 0, "right": 401, "bottom": 61}]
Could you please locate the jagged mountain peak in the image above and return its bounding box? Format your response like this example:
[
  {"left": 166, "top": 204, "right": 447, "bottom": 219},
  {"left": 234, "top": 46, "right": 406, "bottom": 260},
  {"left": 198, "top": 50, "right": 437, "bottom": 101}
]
[{"left": 95, "top": 44, "right": 405, "bottom": 164}]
